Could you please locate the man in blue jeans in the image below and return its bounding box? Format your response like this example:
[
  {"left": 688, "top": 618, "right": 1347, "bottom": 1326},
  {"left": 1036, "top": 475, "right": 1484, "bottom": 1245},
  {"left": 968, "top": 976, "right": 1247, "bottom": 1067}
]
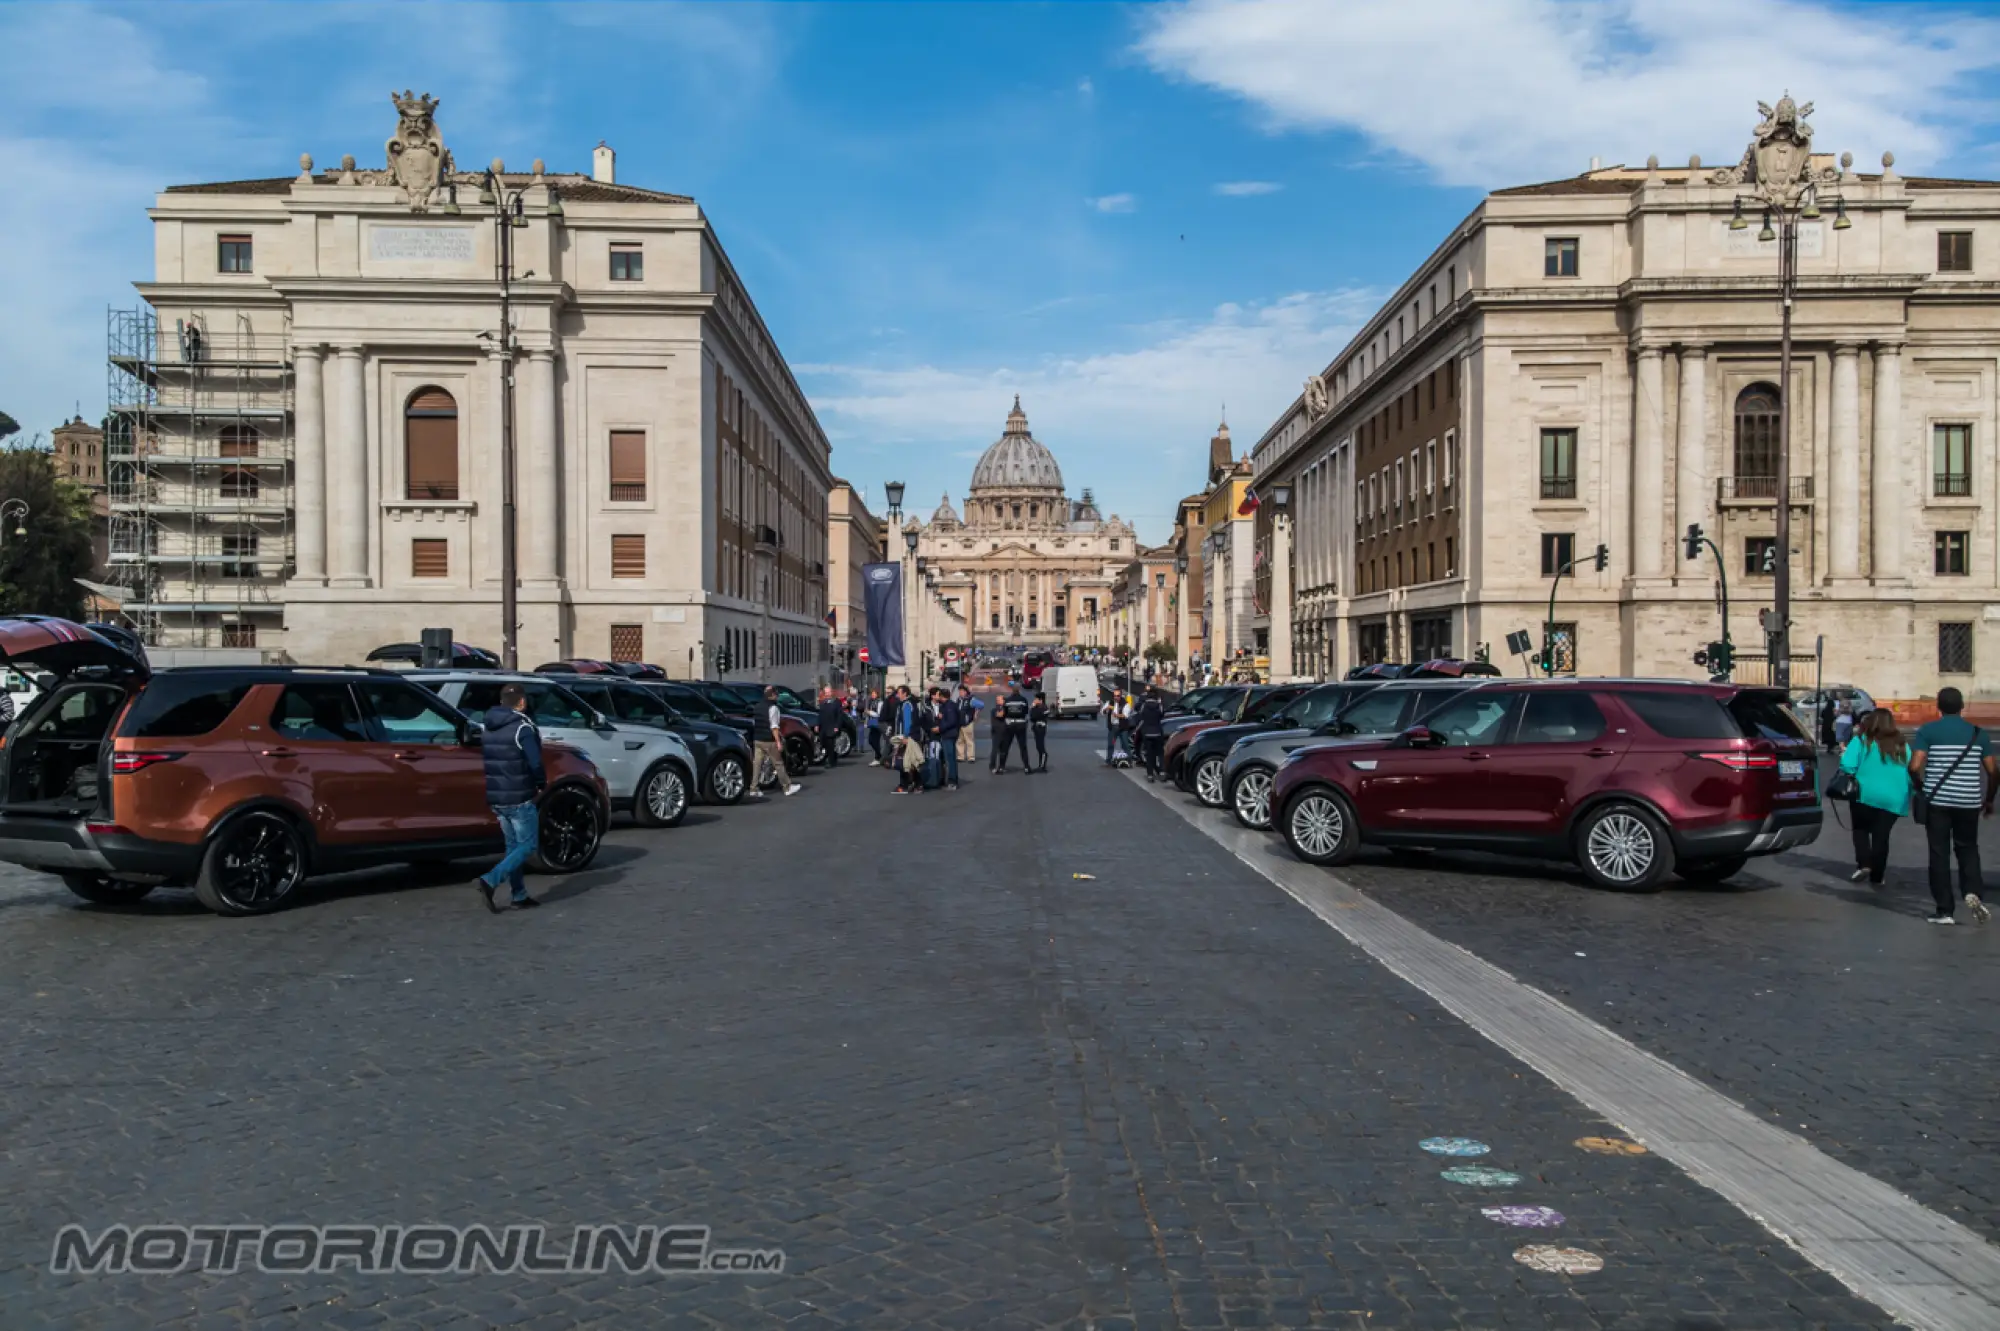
[
  {"left": 476, "top": 683, "right": 545, "bottom": 913},
  {"left": 933, "top": 686, "right": 961, "bottom": 791}
]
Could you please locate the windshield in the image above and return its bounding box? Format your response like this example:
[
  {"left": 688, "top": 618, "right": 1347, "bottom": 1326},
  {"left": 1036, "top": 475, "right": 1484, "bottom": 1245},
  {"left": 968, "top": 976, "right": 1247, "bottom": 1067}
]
[{"left": 1195, "top": 688, "right": 1244, "bottom": 719}]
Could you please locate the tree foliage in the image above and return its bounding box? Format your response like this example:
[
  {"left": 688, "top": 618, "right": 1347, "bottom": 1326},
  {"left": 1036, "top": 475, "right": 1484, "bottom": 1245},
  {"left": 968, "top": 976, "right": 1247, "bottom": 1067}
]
[
  {"left": 0, "top": 448, "right": 97, "bottom": 620},
  {"left": 1143, "top": 640, "right": 1177, "bottom": 665}
]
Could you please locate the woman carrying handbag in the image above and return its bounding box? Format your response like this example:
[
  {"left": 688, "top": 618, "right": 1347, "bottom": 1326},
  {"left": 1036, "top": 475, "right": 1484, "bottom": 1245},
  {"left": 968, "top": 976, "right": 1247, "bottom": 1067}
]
[{"left": 1833, "top": 709, "right": 1910, "bottom": 887}]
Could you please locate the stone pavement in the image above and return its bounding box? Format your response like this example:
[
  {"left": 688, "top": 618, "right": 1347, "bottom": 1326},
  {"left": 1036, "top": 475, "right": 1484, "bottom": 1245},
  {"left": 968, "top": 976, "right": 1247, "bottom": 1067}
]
[{"left": 0, "top": 722, "right": 1897, "bottom": 1328}]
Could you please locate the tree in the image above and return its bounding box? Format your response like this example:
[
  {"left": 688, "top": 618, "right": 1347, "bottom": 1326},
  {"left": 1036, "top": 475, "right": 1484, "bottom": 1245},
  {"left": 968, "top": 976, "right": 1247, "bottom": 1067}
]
[
  {"left": 1143, "top": 640, "right": 1176, "bottom": 667},
  {"left": 0, "top": 447, "right": 97, "bottom": 620}
]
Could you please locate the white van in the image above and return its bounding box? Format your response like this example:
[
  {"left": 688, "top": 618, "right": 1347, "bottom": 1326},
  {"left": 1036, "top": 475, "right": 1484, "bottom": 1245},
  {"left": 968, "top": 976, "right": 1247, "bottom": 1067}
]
[{"left": 1043, "top": 665, "right": 1101, "bottom": 719}]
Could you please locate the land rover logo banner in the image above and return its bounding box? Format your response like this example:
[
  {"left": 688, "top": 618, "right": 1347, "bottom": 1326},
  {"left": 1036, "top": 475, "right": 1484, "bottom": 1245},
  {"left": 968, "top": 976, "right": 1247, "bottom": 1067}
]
[{"left": 863, "top": 563, "right": 905, "bottom": 667}]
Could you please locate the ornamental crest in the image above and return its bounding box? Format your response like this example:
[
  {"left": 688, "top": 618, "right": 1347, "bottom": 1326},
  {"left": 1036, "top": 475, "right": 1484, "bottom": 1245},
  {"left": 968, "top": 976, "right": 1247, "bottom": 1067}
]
[
  {"left": 1710, "top": 93, "right": 1834, "bottom": 197},
  {"left": 384, "top": 90, "right": 454, "bottom": 212}
]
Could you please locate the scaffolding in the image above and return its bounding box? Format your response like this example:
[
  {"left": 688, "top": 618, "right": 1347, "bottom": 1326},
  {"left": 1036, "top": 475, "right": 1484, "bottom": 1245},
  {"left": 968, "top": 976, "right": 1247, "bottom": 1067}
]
[{"left": 106, "top": 308, "right": 294, "bottom": 648}]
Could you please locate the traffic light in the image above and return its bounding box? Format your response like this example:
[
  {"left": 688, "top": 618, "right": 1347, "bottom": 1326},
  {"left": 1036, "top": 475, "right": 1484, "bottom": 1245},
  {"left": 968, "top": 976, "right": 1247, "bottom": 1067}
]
[
  {"left": 1697, "top": 639, "right": 1734, "bottom": 673},
  {"left": 1592, "top": 543, "right": 1609, "bottom": 572},
  {"left": 1684, "top": 523, "right": 1703, "bottom": 561},
  {"left": 716, "top": 645, "right": 733, "bottom": 674}
]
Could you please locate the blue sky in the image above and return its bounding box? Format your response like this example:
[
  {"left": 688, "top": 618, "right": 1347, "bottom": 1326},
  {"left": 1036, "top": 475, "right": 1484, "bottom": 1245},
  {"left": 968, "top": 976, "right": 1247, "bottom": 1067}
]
[{"left": 6, "top": 1, "right": 2000, "bottom": 542}]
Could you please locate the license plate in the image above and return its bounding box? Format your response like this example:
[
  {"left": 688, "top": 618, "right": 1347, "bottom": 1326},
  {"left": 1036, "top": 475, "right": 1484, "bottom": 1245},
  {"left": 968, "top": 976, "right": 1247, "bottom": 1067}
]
[{"left": 1779, "top": 760, "right": 1805, "bottom": 779}]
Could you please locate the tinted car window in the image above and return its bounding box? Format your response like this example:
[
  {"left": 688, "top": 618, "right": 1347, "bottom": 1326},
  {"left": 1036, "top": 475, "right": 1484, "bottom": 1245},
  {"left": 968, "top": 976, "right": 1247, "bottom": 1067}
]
[
  {"left": 357, "top": 681, "right": 464, "bottom": 745},
  {"left": 660, "top": 685, "right": 725, "bottom": 720},
  {"left": 1420, "top": 693, "right": 1516, "bottom": 746},
  {"left": 1288, "top": 687, "right": 1353, "bottom": 730},
  {"left": 456, "top": 681, "right": 593, "bottom": 728},
  {"left": 1729, "top": 693, "right": 1808, "bottom": 742},
  {"left": 610, "top": 682, "right": 673, "bottom": 727},
  {"left": 1516, "top": 692, "right": 1607, "bottom": 744},
  {"left": 125, "top": 679, "right": 254, "bottom": 738},
  {"left": 270, "top": 684, "right": 367, "bottom": 742},
  {"left": 1332, "top": 689, "right": 1411, "bottom": 735},
  {"left": 1245, "top": 688, "right": 1304, "bottom": 722},
  {"left": 1622, "top": 690, "right": 1737, "bottom": 739}
]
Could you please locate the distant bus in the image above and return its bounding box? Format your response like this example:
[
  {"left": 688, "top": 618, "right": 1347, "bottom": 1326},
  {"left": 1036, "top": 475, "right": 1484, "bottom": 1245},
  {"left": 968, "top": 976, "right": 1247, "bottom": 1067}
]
[{"left": 1021, "top": 651, "right": 1050, "bottom": 687}]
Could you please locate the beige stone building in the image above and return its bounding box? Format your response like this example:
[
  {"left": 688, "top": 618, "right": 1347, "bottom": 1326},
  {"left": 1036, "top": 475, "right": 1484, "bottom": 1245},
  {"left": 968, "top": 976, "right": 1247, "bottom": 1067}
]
[
  {"left": 827, "top": 479, "right": 882, "bottom": 681},
  {"left": 908, "top": 398, "right": 1137, "bottom": 652},
  {"left": 1249, "top": 100, "right": 2000, "bottom": 698},
  {"left": 114, "top": 95, "right": 831, "bottom": 685}
]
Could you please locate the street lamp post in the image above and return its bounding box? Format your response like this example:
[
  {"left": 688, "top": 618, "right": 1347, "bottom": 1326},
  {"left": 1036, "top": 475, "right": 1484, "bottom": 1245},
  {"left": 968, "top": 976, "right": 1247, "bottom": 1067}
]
[
  {"left": 443, "top": 164, "right": 563, "bottom": 670},
  {"left": 903, "top": 525, "right": 919, "bottom": 685},
  {"left": 1174, "top": 549, "right": 1190, "bottom": 686},
  {"left": 883, "top": 481, "right": 906, "bottom": 686},
  {"left": 1725, "top": 95, "right": 1850, "bottom": 690},
  {"left": 1268, "top": 483, "right": 1293, "bottom": 682}
]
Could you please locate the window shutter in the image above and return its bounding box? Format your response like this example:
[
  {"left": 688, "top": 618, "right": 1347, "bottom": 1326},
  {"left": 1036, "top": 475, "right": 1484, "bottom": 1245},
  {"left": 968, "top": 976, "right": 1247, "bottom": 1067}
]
[
  {"left": 610, "top": 624, "right": 643, "bottom": 662},
  {"left": 412, "top": 539, "right": 448, "bottom": 578},
  {"left": 611, "top": 534, "right": 645, "bottom": 579},
  {"left": 609, "top": 430, "right": 646, "bottom": 500},
  {"left": 405, "top": 389, "right": 459, "bottom": 500}
]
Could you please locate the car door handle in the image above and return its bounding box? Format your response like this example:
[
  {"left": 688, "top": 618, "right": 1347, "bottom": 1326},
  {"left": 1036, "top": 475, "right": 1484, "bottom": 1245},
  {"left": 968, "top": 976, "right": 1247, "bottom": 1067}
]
[
  {"left": 393, "top": 751, "right": 429, "bottom": 762},
  {"left": 1463, "top": 750, "right": 1490, "bottom": 761},
  {"left": 1587, "top": 747, "right": 1618, "bottom": 757},
  {"left": 261, "top": 747, "right": 296, "bottom": 758}
]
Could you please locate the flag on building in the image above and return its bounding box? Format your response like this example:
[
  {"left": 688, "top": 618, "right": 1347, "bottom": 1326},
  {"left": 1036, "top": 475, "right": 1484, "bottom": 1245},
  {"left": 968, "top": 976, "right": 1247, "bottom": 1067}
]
[{"left": 1237, "top": 486, "right": 1261, "bottom": 515}]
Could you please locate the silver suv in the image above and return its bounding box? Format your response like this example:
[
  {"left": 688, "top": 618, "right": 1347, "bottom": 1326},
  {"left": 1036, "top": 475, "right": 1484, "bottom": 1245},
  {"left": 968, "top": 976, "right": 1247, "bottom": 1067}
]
[
  {"left": 413, "top": 671, "right": 699, "bottom": 828},
  {"left": 1224, "top": 679, "right": 1496, "bottom": 831}
]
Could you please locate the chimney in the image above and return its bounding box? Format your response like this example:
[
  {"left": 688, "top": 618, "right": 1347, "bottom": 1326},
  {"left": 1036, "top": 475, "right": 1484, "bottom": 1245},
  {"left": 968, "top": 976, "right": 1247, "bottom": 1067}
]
[{"left": 592, "top": 140, "right": 615, "bottom": 184}]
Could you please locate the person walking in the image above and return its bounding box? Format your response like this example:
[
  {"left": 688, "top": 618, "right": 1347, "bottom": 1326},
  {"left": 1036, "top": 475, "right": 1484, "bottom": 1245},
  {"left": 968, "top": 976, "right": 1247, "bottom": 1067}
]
[
  {"left": 866, "top": 688, "right": 886, "bottom": 765},
  {"left": 816, "top": 686, "right": 845, "bottom": 768},
  {"left": 988, "top": 684, "right": 1008, "bottom": 773},
  {"left": 475, "top": 683, "right": 544, "bottom": 913},
  {"left": 1100, "top": 687, "right": 1121, "bottom": 767},
  {"left": 996, "top": 684, "right": 1030, "bottom": 773},
  {"left": 1839, "top": 708, "right": 1910, "bottom": 887},
  {"left": 753, "top": 685, "right": 802, "bottom": 799},
  {"left": 1134, "top": 687, "right": 1166, "bottom": 782},
  {"left": 1910, "top": 687, "right": 1995, "bottom": 924},
  {"left": 935, "top": 686, "right": 962, "bottom": 791},
  {"left": 895, "top": 685, "right": 927, "bottom": 794},
  {"left": 1028, "top": 693, "right": 1050, "bottom": 773},
  {"left": 955, "top": 684, "right": 980, "bottom": 768}
]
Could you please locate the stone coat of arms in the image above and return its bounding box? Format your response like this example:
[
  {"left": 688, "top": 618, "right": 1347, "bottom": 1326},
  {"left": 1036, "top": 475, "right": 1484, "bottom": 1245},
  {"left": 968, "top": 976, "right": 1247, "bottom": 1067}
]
[{"left": 384, "top": 90, "right": 453, "bottom": 212}]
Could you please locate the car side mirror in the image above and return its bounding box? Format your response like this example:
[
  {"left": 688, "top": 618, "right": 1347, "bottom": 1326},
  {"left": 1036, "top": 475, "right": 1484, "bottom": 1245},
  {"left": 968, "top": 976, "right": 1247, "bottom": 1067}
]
[{"left": 1398, "top": 725, "right": 1444, "bottom": 749}]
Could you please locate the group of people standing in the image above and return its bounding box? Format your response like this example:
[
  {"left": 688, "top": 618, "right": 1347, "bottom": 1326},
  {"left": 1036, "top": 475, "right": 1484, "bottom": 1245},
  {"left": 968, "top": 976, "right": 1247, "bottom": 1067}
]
[
  {"left": 1100, "top": 687, "right": 1166, "bottom": 780},
  {"left": 1835, "top": 686, "right": 1995, "bottom": 924}
]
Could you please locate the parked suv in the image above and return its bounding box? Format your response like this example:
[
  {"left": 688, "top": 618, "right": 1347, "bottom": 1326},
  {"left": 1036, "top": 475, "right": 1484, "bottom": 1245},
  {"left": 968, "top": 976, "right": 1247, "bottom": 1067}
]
[
  {"left": 1160, "top": 685, "right": 1291, "bottom": 787},
  {"left": 548, "top": 672, "right": 753, "bottom": 805},
  {"left": 1271, "top": 679, "right": 1821, "bottom": 891},
  {"left": 413, "top": 671, "right": 700, "bottom": 828},
  {"left": 1178, "top": 683, "right": 1343, "bottom": 806},
  {"left": 1224, "top": 679, "right": 1490, "bottom": 830},
  {"left": 0, "top": 619, "right": 608, "bottom": 915}
]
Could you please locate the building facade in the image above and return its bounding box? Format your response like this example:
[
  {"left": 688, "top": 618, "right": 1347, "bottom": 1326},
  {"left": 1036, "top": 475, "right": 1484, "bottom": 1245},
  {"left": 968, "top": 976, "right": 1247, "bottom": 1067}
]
[
  {"left": 1195, "top": 424, "right": 1256, "bottom": 672},
  {"left": 121, "top": 94, "right": 831, "bottom": 685},
  {"left": 827, "top": 479, "right": 882, "bottom": 682},
  {"left": 909, "top": 398, "right": 1137, "bottom": 652},
  {"left": 1250, "top": 99, "right": 2000, "bottom": 699}
]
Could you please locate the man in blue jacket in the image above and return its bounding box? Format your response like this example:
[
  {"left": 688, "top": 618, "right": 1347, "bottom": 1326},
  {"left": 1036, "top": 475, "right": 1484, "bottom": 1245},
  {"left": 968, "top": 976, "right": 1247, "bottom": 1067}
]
[
  {"left": 476, "top": 683, "right": 545, "bottom": 913},
  {"left": 934, "top": 686, "right": 961, "bottom": 791}
]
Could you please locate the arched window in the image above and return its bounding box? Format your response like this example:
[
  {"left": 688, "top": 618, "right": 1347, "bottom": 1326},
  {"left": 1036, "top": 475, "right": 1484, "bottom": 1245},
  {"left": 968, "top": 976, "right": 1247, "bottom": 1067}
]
[
  {"left": 218, "top": 424, "right": 258, "bottom": 459},
  {"left": 1734, "top": 384, "right": 1781, "bottom": 498},
  {"left": 405, "top": 387, "right": 459, "bottom": 500}
]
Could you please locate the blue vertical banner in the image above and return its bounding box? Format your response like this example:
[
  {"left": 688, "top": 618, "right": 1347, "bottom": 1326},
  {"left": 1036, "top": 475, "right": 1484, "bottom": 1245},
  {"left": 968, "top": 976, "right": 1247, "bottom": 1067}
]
[{"left": 863, "top": 562, "right": 905, "bottom": 667}]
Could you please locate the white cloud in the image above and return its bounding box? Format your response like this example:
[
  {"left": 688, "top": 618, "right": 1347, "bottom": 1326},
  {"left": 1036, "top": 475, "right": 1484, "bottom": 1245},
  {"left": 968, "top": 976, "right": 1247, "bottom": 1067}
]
[
  {"left": 1088, "top": 192, "right": 1137, "bottom": 213},
  {"left": 798, "top": 290, "right": 1375, "bottom": 540},
  {"left": 1139, "top": 0, "right": 2000, "bottom": 187},
  {"left": 1078, "top": 76, "right": 1095, "bottom": 97},
  {"left": 1214, "top": 180, "right": 1282, "bottom": 196}
]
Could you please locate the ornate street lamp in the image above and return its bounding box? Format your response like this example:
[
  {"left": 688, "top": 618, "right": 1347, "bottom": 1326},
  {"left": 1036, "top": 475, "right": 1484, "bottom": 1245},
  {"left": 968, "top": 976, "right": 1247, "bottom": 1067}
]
[
  {"left": 884, "top": 481, "right": 906, "bottom": 520},
  {"left": 1719, "top": 95, "right": 1850, "bottom": 689}
]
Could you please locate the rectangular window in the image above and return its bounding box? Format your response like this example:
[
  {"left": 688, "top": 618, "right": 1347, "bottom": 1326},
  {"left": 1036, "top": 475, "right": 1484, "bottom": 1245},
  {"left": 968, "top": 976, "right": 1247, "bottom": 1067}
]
[
  {"left": 1429, "top": 283, "right": 1437, "bottom": 319},
  {"left": 219, "top": 432, "right": 257, "bottom": 459},
  {"left": 1426, "top": 542, "right": 1436, "bottom": 581},
  {"left": 1394, "top": 552, "right": 1403, "bottom": 585},
  {"left": 1940, "top": 621, "right": 1975, "bottom": 673},
  {"left": 220, "top": 530, "right": 260, "bottom": 579},
  {"left": 609, "top": 429, "right": 646, "bottom": 501},
  {"left": 1540, "top": 428, "right": 1578, "bottom": 499},
  {"left": 610, "top": 624, "right": 643, "bottom": 662},
  {"left": 1054, "top": 605, "right": 1066, "bottom": 628},
  {"left": 1447, "top": 264, "right": 1455, "bottom": 300},
  {"left": 611, "top": 534, "right": 646, "bottom": 579},
  {"left": 412, "top": 538, "right": 448, "bottom": 578},
  {"left": 1393, "top": 460, "right": 1405, "bottom": 511},
  {"left": 1935, "top": 530, "right": 1970, "bottom": 575},
  {"left": 1423, "top": 443, "right": 1434, "bottom": 494},
  {"left": 1744, "top": 536, "right": 1777, "bottom": 576},
  {"left": 1545, "top": 621, "right": 1577, "bottom": 675},
  {"left": 609, "top": 242, "right": 644, "bottom": 281},
  {"left": 218, "top": 234, "right": 252, "bottom": 273},
  {"left": 1540, "top": 532, "right": 1575, "bottom": 577},
  {"left": 1939, "top": 231, "right": 1974, "bottom": 273},
  {"left": 1935, "top": 423, "right": 1972, "bottom": 496},
  {"left": 221, "top": 623, "right": 258, "bottom": 648},
  {"left": 1445, "top": 536, "right": 1455, "bottom": 575},
  {"left": 1544, "top": 237, "right": 1579, "bottom": 278},
  {"left": 1443, "top": 429, "right": 1456, "bottom": 489}
]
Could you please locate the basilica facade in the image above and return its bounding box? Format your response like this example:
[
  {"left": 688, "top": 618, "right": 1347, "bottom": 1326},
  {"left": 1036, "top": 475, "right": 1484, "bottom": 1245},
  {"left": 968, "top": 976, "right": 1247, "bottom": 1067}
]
[{"left": 909, "top": 399, "right": 1137, "bottom": 650}]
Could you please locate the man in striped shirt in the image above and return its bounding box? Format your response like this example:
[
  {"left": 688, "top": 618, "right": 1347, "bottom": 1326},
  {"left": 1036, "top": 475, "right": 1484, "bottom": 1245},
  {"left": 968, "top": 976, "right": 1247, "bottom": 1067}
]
[{"left": 1910, "top": 687, "right": 1996, "bottom": 925}]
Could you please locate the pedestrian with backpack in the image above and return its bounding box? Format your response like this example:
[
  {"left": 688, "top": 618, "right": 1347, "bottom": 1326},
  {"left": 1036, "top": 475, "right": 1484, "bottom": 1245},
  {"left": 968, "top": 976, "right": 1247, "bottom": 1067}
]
[{"left": 1910, "top": 687, "right": 1996, "bottom": 924}]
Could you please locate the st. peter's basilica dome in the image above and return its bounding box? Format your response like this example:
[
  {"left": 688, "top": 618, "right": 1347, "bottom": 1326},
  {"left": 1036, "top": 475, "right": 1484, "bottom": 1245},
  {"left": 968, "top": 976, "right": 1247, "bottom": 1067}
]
[{"left": 968, "top": 396, "right": 1065, "bottom": 494}]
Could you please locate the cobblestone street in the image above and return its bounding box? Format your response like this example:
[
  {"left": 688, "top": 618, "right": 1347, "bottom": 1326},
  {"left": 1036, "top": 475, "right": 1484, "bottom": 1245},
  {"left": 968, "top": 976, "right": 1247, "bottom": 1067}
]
[{"left": 0, "top": 723, "right": 1979, "bottom": 1328}]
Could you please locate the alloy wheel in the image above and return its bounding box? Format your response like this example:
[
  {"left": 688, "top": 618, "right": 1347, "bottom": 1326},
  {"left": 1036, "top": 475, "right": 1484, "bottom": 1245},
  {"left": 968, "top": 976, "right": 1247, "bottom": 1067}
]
[
  {"left": 208, "top": 814, "right": 304, "bottom": 913},
  {"left": 1289, "top": 793, "right": 1345, "bottom": 859},
  {"left": 1194, "top": 758, "right": 1225, "bottom": 806},
  {"left": 1233, "top": 770, "right": 1272, "bottom": 828},
  {"left": 1585, "top": 811, "right": 1655, "bottom": 884},
  {"left": 643, "top": 766, "right": 688, "bottom": 825},
  {"left": 709, "top": 754, "right": 747, "bottom": 803},
  {"left": 834, "top": 730, "right": 854, "bottom": 757},
  {"left": 537, "top": 788, "right": 603, "bottom": 872}
]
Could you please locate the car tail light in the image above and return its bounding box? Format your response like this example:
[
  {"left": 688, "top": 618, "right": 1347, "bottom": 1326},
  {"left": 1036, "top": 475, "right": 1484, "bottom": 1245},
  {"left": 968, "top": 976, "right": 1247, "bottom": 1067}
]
[
  {"left": 85, "top": 822, "right": 134, "bottom": 838},
  {"left": 111, "top": 751, "right": 184, "bottom": 774},
  {"left": 1693, "top": 750, "right": 1776, "bottom": 770}
]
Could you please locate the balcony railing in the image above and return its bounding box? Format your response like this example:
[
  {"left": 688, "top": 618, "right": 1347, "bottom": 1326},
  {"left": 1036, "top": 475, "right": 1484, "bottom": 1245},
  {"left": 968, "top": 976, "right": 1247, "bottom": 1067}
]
[
  {"left": 1540, "top": 476, "right": 1577, "bottom": 500},
  {"left": 1935, "top": 472, "right": 1973, "bottom": 498},
  {"left": 1718, "top": 476, "right": 1815, "bottom": 503}
]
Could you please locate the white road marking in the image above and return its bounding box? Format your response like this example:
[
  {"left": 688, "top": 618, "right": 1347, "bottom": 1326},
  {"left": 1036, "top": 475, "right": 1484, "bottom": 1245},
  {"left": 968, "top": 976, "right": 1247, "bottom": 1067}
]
[{"left": 1127, "top": 769, "right": 2000, "bottom": 1330}]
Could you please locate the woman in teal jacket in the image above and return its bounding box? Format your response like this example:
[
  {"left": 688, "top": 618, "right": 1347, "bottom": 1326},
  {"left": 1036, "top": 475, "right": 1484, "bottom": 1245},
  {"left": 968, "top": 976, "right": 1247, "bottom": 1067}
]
[{"left": 1840, "top": 709, "right": 1911, "bottom": 885}]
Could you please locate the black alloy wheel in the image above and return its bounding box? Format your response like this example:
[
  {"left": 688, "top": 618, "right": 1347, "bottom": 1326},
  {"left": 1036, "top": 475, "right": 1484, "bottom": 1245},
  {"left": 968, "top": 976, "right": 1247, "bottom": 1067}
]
[
  {"left": 192, "top": 811, "right": 306, "bottom": 916},
  {"left": 532, "top": 786, "right": 604, "bottom": 873}
]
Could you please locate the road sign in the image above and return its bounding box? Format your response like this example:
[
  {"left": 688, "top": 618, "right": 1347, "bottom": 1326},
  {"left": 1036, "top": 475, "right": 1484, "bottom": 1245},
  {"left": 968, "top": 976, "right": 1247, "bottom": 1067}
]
[
  {"left": 858, "top": 647, "right": 870, "bottom": 663},
  {"left": 1506, "top": 629, "right": 1534, "bottom": 656}
]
